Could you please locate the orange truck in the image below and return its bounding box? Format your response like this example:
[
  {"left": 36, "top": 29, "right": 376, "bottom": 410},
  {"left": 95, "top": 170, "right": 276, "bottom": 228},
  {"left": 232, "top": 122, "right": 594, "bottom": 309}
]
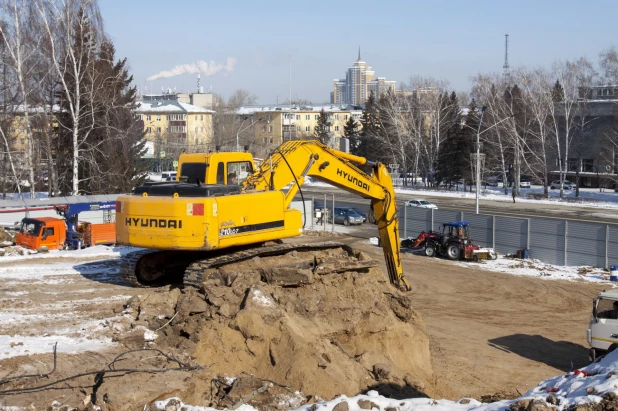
[{"left": 16, "top": 202, "right": 116, "bottom": 250}]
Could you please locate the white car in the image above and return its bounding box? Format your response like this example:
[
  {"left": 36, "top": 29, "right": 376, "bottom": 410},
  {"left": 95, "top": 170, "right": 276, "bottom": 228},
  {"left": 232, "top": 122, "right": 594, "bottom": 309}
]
[
  {"left": 550, "top": 180, "right": 574, "bottom": 190},
  {"left": 520, "top": 180, "right": 531, "bottom": 188},
  {"left": 405, "top": 199, "right": 438, "bottom": 209}
]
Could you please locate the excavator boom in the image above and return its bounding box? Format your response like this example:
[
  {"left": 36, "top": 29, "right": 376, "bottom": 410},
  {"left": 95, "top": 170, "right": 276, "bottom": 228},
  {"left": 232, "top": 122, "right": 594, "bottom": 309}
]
[{"left": 244, "top": 140, "right": 409, "bottom": 290}]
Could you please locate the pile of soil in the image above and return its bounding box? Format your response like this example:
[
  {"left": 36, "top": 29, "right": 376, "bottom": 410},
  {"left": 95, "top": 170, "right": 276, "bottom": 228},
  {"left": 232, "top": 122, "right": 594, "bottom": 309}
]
[{"left": 117, "top": 245, "right": 436, "bottom": 408}]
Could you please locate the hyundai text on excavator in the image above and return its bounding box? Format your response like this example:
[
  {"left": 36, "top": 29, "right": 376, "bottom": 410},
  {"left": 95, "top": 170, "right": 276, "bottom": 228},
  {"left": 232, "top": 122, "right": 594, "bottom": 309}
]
[{"left": 115, "top": 140, "right": 410, "bottom": 290}]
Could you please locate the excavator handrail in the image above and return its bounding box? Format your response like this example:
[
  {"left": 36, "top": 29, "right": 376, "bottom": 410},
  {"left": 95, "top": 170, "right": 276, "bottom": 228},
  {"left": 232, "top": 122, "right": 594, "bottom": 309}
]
[{"left": 243, "top": 140, "right": 410, "bottom": 291}]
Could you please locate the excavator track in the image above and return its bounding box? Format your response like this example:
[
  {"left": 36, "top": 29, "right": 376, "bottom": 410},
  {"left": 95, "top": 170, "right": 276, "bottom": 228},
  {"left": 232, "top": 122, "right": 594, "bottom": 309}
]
[{"left": 119, "top": 241, "right": 355, "bottom": 288}]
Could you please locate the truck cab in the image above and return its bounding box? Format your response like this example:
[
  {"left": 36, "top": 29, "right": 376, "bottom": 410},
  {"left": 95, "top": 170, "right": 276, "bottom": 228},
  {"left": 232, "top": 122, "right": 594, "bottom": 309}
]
[
  {"left": 588, "top": 289, "right": 618, "bottom": 361},
  {"left": 16, "top": 217, "right": 67, "bottom": 250}
]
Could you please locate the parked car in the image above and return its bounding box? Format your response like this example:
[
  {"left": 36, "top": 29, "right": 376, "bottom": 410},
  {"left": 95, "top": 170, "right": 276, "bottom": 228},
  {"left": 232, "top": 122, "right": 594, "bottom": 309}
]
[
  {"left": 519, "top": 178, "right": 531, "bottom": 188},
  {"left": 486, "top": 177, "right": 503, "bottom": 187},
  {"left": 405, "top": 199, "right": 438, "bottom": 209},
  {"left": 550, "top": 180, "right": 574, "bottom": 190},
  {"left": 348, "top": 207, "right": 367, "bottom": 223},
  {"left": 329, "top": 207, "right": 364, "bottom": 226}
]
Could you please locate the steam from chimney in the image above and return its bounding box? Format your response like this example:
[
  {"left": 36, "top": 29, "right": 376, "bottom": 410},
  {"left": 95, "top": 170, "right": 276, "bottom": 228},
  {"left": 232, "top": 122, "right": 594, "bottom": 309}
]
[{"left": 147, "top": 57, "right": 237, "bottom": 81}]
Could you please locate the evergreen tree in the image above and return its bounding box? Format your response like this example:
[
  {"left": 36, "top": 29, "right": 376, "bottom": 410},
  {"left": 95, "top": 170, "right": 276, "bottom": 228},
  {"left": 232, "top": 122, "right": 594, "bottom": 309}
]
[
  {"left": 552, "top": 80, "right": 565, "bottom": 102},
  {"left": 314, "top": 108, "right": 331, "bottom": 145},
  {"left": 343, "top": 115, "right": 358, "bottom": 139},
  {"left": 352, "top": 92, "right": 379, "bottom": 158},
  {"left": 435, "top": 92, "right": 461, "bottom": 186}
]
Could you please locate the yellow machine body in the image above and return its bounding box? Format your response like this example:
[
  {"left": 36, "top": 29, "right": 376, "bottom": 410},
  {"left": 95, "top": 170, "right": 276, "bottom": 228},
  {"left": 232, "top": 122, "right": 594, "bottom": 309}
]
[
  {"left": 116, "top": 140, "right": 409, "bottom": 290},
  {"left": 116, "top": 191, "right": 302, "bottom": 250}
]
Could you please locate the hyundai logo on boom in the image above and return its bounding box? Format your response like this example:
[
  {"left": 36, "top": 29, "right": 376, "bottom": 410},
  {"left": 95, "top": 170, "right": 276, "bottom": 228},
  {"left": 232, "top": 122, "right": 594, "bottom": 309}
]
[
  {"left": 336, "top": 169, "right": 370, "bottom": 191},
  {"left": 125, "top": 218, "right": 183, "bottom": 229}
]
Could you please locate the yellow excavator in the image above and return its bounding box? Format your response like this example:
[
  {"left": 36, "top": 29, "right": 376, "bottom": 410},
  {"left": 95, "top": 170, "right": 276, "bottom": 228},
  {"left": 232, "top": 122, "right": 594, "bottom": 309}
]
[{"left": 115, "top": 140, "right": 409, "bottom": 290}]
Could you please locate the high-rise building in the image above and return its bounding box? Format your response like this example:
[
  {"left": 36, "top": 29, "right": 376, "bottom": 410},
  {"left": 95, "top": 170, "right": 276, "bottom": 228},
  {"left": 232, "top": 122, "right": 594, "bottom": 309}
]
[{"left": 331, "top": 48, "right": 396, "bottom": 105}]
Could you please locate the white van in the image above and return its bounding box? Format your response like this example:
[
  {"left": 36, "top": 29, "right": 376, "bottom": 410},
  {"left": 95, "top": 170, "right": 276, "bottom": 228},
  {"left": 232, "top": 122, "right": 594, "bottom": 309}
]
[{"left": 588, "top": 289, "right": 618, "bottom": 361}]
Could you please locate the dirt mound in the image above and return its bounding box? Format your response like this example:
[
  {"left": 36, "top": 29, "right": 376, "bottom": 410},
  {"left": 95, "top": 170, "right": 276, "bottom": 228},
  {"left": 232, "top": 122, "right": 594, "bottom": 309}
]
[{"left": 123, "top": 246, "right": 436, "bottom": 407}]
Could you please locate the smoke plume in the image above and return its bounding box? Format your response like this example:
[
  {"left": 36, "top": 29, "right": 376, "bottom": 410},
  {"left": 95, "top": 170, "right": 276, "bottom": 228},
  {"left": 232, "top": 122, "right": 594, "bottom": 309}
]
[{"left": 147, "top": 57, "right": 237, "bottom": 81}]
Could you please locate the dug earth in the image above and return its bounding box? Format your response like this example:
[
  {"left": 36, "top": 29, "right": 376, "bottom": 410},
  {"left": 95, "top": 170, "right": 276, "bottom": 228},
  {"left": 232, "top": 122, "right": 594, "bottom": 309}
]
[{"left": 112, "top": 246, "right": 435, "bottom": 408}]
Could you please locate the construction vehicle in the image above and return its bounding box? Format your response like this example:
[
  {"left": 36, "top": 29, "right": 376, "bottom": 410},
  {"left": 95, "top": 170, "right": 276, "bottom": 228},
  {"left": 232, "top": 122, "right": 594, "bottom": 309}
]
[
  {"left": 16, "top": 202, "right": 116, "bottom": 250},
  {"left": 588, "top": 289, "right": 618, "bottom": 362},
  {"left": 115, "top": 140, "right": 409, "bottom": 290},
  {"left": 422, "top": 222, "right": 497, "bottom": 261}
]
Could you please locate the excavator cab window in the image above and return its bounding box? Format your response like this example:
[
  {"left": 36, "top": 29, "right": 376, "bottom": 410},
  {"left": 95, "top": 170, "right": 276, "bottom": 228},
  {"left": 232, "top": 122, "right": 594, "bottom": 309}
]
[
  {"left": 227, "top": 161, "right": 253, "bottom": 185},
  {"left": 216, "top": 162, "right": 225, "bottom": 185},
  {"left": 180, "top": 163, "right": 207, "bottom": 184}
]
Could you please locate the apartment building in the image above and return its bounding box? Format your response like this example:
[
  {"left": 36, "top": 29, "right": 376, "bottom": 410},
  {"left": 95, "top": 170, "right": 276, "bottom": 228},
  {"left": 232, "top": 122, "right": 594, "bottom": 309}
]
[
  {"left": 237, "top": 104, "right": 363, "bottom": 156},
  {"left": 134, "top": 99, "right": 214, "bottom": 149}
]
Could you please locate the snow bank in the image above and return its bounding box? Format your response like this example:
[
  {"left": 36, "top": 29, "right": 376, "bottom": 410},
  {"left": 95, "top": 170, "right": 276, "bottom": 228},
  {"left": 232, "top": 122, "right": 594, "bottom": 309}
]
[
  {"left": 457, "top": 256, "right": 613, "bottom": 285},
  {"left": 0, "top": 245, "right": 142, "bottom": 263},
  {"left": 154, "top": 349, "right": 618, "bottom": 410}
]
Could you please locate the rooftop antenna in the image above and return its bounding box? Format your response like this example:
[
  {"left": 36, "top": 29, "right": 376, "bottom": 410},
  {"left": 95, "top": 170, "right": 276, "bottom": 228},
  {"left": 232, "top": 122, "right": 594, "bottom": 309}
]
[
  {"left": 503, "top": 33, "right": 510, "bottom": 78},
  {"left": 197, "top": 73, "right": 201, "bottom": 94}
]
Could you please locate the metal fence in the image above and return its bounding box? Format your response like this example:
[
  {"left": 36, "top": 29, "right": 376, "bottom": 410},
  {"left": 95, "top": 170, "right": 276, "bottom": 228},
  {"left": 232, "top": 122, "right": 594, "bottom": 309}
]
[{"left": 401, "top": 206, "right": 618, "bottom": 269}]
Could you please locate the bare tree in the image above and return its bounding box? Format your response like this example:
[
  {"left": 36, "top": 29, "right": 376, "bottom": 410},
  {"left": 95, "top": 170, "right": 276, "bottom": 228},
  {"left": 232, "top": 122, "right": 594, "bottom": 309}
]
[
  {"left": 0, "top": 0, "right": 45, "bottom": 196},
  {"left": 36, "top": 0, "right": 104, "bottom": 194}
]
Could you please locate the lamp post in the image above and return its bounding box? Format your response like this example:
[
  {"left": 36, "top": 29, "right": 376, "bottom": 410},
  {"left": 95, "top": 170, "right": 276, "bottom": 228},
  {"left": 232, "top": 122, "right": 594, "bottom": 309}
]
[
  {"left": 475, "top": 106, "right": 487, "bottom": 214},
  {"left": 472, "top": 108, "right": 514, "bottom": 214},
  {"left": 236, "top": 117, "right": 264, "bottom": 152}
]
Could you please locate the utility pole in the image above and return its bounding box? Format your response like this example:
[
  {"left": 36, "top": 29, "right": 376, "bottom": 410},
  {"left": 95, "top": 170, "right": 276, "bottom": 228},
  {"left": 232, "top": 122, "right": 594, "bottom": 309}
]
[{"left": 476, "top": 107, "right": 487, "bottom": 214}]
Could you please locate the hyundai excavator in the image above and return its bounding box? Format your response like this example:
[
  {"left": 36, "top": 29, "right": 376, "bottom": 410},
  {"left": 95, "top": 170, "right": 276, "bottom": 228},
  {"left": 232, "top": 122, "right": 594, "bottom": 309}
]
[{"left": 115, "top": 140, "right": 410, "bottom": 291}]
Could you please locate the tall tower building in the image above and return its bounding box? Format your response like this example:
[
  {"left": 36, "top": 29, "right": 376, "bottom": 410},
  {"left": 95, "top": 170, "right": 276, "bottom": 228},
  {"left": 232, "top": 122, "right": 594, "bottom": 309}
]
[{"left": 331, "top": 48, "right": 395, "bottom": 105}]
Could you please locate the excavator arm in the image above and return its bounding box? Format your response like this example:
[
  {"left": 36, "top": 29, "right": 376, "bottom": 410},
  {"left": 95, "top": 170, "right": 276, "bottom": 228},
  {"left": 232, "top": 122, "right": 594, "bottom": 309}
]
[{"left": 243, "top": 140, "right": 410, "bottom": 291}]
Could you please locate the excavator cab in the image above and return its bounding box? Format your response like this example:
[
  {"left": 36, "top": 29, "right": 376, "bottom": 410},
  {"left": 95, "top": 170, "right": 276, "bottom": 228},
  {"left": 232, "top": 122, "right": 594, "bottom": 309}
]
[{"left": 176, "top": 152, "right": 256, "bottom": 185}]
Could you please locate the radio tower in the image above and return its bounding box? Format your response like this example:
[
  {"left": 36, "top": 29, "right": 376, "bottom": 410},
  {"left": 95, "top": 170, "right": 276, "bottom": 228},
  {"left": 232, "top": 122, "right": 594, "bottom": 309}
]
[{"left": 503, "top": 33, "right": 510, "bottom": 78}]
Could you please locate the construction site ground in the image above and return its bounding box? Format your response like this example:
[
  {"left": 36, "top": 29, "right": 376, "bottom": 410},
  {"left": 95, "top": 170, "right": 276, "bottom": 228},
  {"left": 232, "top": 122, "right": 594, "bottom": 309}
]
[{"left": 0, "top": 232, "right": 606, "bottom": 409}]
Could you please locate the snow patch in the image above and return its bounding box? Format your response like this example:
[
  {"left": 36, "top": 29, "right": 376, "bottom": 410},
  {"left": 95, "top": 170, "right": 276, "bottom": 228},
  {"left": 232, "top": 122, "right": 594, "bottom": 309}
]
[{"left": 0, "top": 334, "right": 113, "bottom": 360}]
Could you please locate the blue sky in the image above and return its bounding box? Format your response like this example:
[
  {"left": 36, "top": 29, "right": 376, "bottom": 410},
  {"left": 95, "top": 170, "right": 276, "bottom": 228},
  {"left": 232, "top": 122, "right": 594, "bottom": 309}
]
[{"left": 100, "top": 0, "right": 617, "bottom": 104}]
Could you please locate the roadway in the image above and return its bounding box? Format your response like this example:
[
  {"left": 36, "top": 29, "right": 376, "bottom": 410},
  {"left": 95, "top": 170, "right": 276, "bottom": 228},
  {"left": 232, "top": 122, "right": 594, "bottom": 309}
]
[
  {"left": 294, "top": 185, "right": 618, "bottom": 240},
  {"left": 298, "top": 185, "right": 618, "bottom": 225}
]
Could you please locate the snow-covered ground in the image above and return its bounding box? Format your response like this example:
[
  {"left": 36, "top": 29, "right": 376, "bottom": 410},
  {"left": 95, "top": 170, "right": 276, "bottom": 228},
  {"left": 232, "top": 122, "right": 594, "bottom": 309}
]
[
  {"left": 0, "top": 245, "right": 140, "bottom": 360},
  {"left": 152, "top": 348, "right": 618, "bottom": 410},
  {"left": 458, "top": 256, "right": 613, "bottom": 284}
]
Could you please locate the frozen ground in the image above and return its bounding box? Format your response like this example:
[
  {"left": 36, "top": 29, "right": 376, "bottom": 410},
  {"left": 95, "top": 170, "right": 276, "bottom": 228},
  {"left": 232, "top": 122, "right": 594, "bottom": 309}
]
[
  {"left": 0, "top": 246, "right": 140, "bottom": 360},
  {"left": 153, "top": 348, "right": 618, "bottom": 410}
]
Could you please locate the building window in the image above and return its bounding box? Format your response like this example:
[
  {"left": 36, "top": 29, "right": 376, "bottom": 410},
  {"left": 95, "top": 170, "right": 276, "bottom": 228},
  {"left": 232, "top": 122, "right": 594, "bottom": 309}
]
[
  {"left": 156, "top": 127, "right": 161, "bottom": 133},
  {"left": 568, "top": 158, "right": 578, "bottom": 172},
  {"left": 582, "top": 159, "right": 594, "bottom": 172},
  {"left": 195, "top": 127, "right": 198, "bottom": 133},
  {"left": 296, "top": 115, "right": 300, "bottom": 120},
  {"left": 335, "top": 126, "right": 340, "bottom": 132},
  {"left": 305, "top": 126, "right": 310, "bottom": 132},
  {"left": 264, "top": 137, "right": 267, "bottom": 144},
  {"left": 268, "top": 125, "right": 273, "bottom": 132},
  {"left": 156, "top": 115, "right": 161, "bottom": 121},
  {"left": 146, "top": 127, "right": 151, "bottom": 133},
  {"left": 200, "top": 115, "right": 204, "bottom": 120},
  {"left": 314, "top": 115, "right": 319, "bottom": 120},
  {"left": 270, "top": 137, "right": 273, "bottom": 144},
  {"left": 305, "top": 115, "right": 310, "bottom": 120},
  {"left": 335, "top": 114, "right": 339, "bottom": 120},
  {"left": 344, "top": 114, "right": 348, "bottom": 120},
  {"left": 146, "top": 115, "right": 151, "bottom": 121},
  {"left": 262, "top": 126, "right": 266, "bottom": 132}
]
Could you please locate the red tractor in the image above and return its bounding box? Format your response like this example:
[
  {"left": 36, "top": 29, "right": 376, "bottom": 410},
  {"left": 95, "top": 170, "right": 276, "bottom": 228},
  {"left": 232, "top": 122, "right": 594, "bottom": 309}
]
[{"left": 403, "top": 221, "right": 497, "bottom": 262}]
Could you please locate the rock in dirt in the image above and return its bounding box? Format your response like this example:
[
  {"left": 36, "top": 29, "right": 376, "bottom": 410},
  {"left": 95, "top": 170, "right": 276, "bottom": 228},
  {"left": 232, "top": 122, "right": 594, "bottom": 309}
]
[
  {"left": 120, "top": 246, "right": 434, "bottom": 404},
  {"left": 0, "top": 227, "right": 14, "bottom": 243}
]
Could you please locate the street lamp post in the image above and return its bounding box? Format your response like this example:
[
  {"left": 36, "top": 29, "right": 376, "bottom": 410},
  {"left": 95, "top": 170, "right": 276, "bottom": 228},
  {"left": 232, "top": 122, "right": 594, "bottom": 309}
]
[
  {"left": 471, "top": 109, "right": 514, "bottom": 214},
  {"left": 475, "top": 106, "right": 487, "bottom": 214},
  {"left": 236, "top": 117, "right": 264, "bottom": 152}
]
